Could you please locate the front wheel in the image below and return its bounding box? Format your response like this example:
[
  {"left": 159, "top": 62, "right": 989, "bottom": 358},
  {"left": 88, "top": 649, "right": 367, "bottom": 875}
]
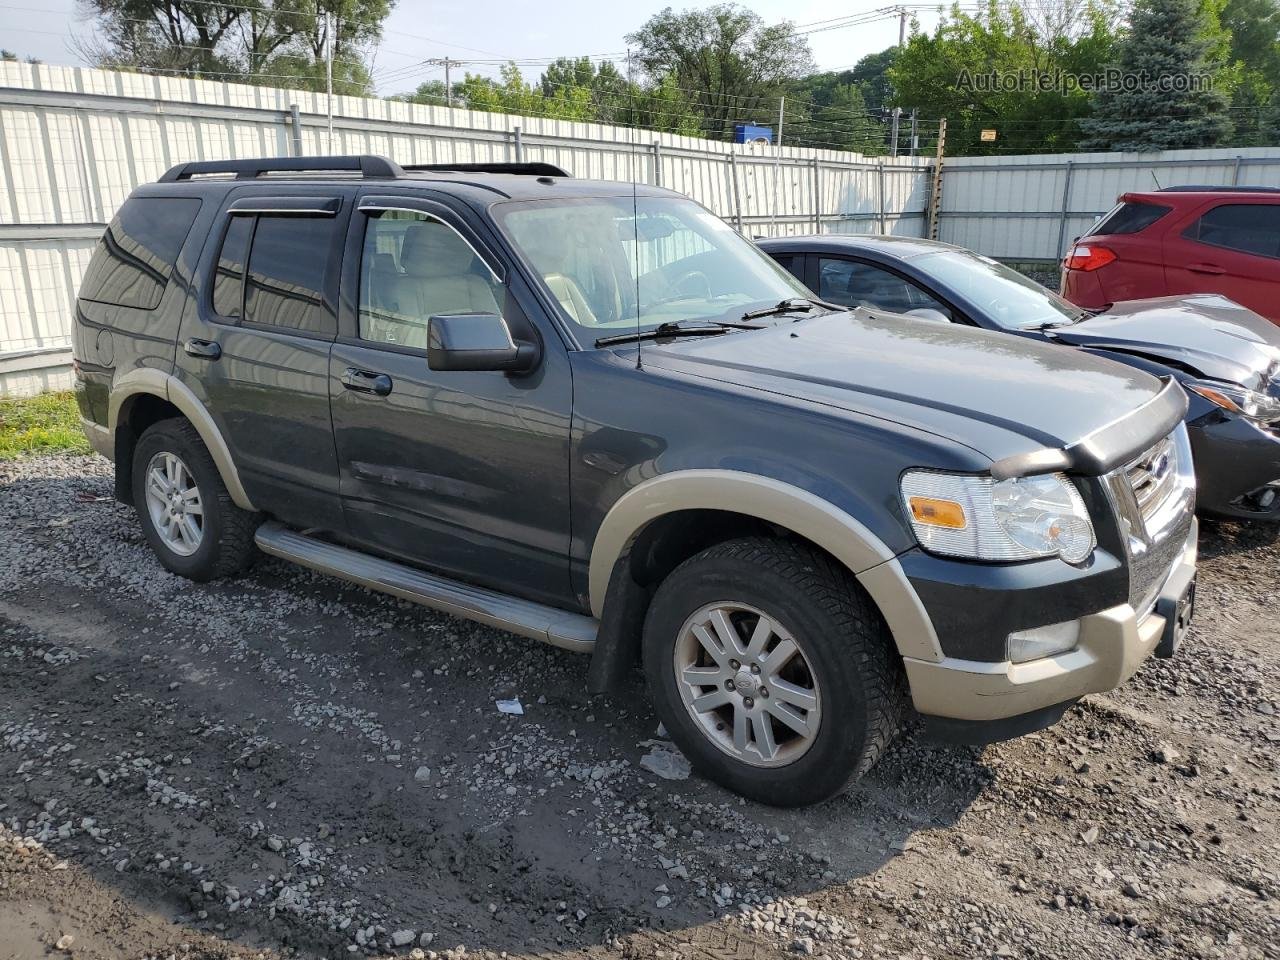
[{"left": 643, "top": 537, "right": 904, "bottom": 806}]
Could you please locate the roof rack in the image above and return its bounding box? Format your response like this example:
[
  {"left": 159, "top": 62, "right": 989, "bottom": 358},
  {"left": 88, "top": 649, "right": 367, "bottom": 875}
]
[
  {"left": 158, "top": 155, "right": 404, "bottom": 182},
  {"left": 403, "top": 161, "right": 572, "bottom": 178},
  {"left": 1157, "top": 184, "right": 1280, "bottom": 194}
]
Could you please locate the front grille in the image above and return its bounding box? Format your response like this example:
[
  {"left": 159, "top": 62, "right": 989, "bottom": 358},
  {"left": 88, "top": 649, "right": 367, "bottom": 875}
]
[
  {"left": 1125, "top": 435, "right": 1179, "bottom": 525},
  {"left": 1106, "top": 429, "right": 1195, "bottom": 618}
]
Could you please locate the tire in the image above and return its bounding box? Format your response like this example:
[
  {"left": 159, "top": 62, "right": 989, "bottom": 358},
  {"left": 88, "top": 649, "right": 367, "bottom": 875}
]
[
  {"left": 642, "top": 537, "right": 904, "bottom": 806},
  {"left": 132, "top": 418, "right": 259, "bottom": 582}
]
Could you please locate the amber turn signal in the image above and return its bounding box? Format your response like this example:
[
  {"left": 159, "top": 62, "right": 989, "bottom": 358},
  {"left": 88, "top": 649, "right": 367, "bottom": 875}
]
[{"left": 907, "top": 496, "right": 968, "bottom": 529}]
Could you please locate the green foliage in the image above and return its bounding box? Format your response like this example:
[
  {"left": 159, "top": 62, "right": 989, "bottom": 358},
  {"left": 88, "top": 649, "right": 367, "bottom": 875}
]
[
  {"left": 77, "top": 0, "right": 391, "bottom": 94},
  {"left": 1221, "top": 0, "right": 1280, "bottom": 144},
  {"left": 890, "top": 1, "right": 1121, "bottom": 155},
  {"left": 626, "top": 3, "right": 814, "bottom": 139},
  {"left": 0, "top": 392, "right": 91, "bottom": 460},
  {"left": 1080, "top": 0, "right": 1235, "bottom": 150}
]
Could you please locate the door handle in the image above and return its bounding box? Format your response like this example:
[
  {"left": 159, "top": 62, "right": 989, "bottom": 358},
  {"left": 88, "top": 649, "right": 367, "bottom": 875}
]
[
  {"left": 1187, "top": 262, "right": 1226, "bottom": 275},
  {"left": 184, "top": 337, "right": 221, "bottom": 360},
  {"left": 341, "top": 367, "right": 393, "bottom": 396}
]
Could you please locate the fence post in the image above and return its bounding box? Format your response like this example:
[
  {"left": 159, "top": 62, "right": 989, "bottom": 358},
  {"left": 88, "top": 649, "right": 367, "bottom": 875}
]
[
  {"left": 729, "top": 152, "right": 744, "bottom": 234},
  {"left": 288, "top": 104, "right": 303, "bottom": 156},
  {"left": 1232, "top": 155, "right": 1242, "bottom": 185},
  {"left": 926, "top": 118, "right": 947, "bottom": 240},
  {"left": 652, "top": 141, "right": 663, "bottom": 186},
  {"left": 1055, "top": 160, "right": 1076, "bottom": 259},
  {"left": 512, "top": 125, "right": 523, "bottom": 162},
  {"left": 877, "top": 162, "right": 887, "bottom": 233},
  {"left": 812, "top": 157, "right": 821, "bottom": 232}
]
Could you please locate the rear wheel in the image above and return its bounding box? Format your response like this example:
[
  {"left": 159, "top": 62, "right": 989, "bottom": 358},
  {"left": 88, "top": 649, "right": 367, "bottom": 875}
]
[
  {"left": 132, "top": 419, "right": 259, "bottom": 581},
  {"left": 643, "top": 537, "right": 903, "bottom": 806}
]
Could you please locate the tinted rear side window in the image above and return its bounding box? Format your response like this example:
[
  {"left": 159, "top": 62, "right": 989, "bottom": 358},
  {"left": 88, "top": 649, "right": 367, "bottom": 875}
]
[
  {"left": 1183, "top": 204, "right": 1280, "bottom": 259},
  {"left": 79, "top": 197, "right": 201, "bottom": 309},
  {"left": 243, "top": 216, "right": 336, "bottom": 336},
  {"left": 1087, "top": 201, "right": 1172, "bottom": 237},
  {"left": 212, "top": 215, "right": 253, "bottom": 318}
]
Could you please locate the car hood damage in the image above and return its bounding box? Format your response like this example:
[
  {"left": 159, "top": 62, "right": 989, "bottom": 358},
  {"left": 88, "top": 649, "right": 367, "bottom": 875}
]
[
  {"left": 640, "top": 307, "right": 1182, "bottom": 473},
  {"left": 1052, "top": 294, "right": 1280, "bottom": 393}
]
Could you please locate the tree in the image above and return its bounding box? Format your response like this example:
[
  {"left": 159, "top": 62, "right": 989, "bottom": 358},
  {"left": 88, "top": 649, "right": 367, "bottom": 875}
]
[
  {"left": 626, "top": 4, "right": 814, "bottom": 139},
  {"left": 890, "top": 2, "right": 1118, "bottom": 155},
  {"left": 74, "top": 0, "right": 392, "bottom": 93},
  {"left": 1079, "top": 0, "right": 1234, "bottom": 150},
  {"left": 1220, "top": 0, "right": 1280, "bottom": 144}
]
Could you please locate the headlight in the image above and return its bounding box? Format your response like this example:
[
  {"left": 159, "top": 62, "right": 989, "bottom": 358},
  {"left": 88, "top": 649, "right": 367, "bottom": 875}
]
[
  {"left": 901, "top": 470, "right": 1095, "bottom": 563},
  {"left": 1187, "top": 380, "right": 1280, "bottom": 422}
]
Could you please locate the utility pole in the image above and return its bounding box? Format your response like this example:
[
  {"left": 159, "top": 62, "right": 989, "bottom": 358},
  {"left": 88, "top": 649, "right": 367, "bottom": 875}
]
[
  {"left": 770, "top": 96, "right": 786, "bottom": 229},
  {"left": 325, "top": 11, "right": 334, "bottom": 153},
  {"left": 889, "top": 7, "right": 907, "bottom": 157},
  {"left": 426, "top": 58, "right": 463, "bottom": 107},
  {"left": 909, "top": 107, "right": 918, "bottom": 156}
]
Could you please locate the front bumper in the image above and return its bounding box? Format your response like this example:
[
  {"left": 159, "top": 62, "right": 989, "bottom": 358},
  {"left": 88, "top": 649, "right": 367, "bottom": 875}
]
[
  {"left": 903, "top": 519, "right": 1197, "bottom": 732},
  {"left": 1189, "top": 411, "right": 1280, "bottom": 520}
]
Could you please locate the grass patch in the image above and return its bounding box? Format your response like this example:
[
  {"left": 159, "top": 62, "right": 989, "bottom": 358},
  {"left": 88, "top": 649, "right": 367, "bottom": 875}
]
[{"left": 0, "top": 391, "right": 92, "bottom": 459}]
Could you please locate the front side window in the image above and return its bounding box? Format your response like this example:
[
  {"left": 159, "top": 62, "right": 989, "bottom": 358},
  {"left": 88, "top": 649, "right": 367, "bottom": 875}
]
[
  {"left": 358, "top": 209, "right": 503, "bottom": 349},
  {"left": 1184, "top": 204, "right": 1280, "bottom": 259},
  {"left": 910, "top": 249, "right": 1082, "bottom": 330},
  {"left": 493, "top": 196, "right": 809, "bottom": 336},
  {"left": 242, "top": 215, "right": 335, "bottom": 336},
  {"left": 817, "top": 258, "right": 951, "bottom": 319},
  {"left": 79, "top": 197, "right": 201, "bottom": 310}
]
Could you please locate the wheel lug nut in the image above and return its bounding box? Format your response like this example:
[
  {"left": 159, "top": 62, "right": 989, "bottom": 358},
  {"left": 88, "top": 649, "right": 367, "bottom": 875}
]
[
  {"left": 743, "top": 697, "right": 754, "bottom": 708},
  {"left": 750, "top": 663, "right": 760, "bottom": 674},
  {"left": 729, "top": 660, "right": 740, "bottom": 670},
  {"left": 759, "top": 688, "right": 769, "bottom": 698},
  {"left": 725, "top": 680, "right": 735, "bottom": 691}
]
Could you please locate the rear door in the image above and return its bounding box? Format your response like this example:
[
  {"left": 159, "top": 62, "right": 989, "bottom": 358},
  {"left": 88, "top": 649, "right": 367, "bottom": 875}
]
[
  {"left": 173, "top": 188, "right": 354, "bottom": 532},
  {"left": 1163, "top": 200, "right": 1280, "bottom": 320},
  {"left": 329, "top": 191, "right": 575, "bottom": 608}
]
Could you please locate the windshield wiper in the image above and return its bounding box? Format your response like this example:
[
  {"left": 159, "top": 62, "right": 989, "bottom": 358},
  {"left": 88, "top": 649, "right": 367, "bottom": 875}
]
[
  {"left": 594, "top": 319, "right": 763, "bottom": 348},
  {"left": 741, "top": 298, "right": 817, "bottom": 322}
]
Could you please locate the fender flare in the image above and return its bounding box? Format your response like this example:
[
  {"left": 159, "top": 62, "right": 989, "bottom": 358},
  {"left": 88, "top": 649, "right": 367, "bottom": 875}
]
[
  {"left": 108, "top": 369, "right": 257, "bottom": 512},
  {"left": 587, "top": 470, "right": 943, "bottom": 663}
]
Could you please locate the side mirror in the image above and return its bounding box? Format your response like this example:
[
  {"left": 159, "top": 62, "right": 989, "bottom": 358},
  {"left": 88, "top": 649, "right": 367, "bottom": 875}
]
[
  {"left": 427, "top": 313, "right": 539, "bottom": 373},
  {"left": 905, "top": 308, "right": 951, "bottom": 323}
]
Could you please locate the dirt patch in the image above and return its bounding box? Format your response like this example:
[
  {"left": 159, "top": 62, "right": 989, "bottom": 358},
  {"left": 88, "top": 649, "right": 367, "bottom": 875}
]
[{"left": 1, "top": 456, "right": 1275, "bottom": 960}]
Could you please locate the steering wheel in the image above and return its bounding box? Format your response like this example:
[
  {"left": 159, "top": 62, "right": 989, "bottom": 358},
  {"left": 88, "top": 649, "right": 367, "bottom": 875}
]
[{"left": 654, "top": 269, "right": 712, "bottom": 307}]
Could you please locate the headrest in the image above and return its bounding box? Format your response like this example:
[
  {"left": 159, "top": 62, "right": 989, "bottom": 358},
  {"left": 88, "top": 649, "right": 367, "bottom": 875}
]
[
  {"left": 371, "top": 252, "right": 397, "bottom": 274},
  {"left": 400, "top": 220, "right": 478, "bottom": 278}
]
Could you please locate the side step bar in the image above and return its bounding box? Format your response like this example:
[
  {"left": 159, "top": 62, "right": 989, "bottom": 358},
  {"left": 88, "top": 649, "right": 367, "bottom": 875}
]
[{"left": 254, "top": 522, "right": 597, "bottom": 653}]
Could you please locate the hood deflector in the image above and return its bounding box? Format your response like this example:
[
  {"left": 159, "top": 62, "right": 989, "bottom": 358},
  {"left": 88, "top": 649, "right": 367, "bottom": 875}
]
[{"left": 990, "top": 377, "right": 1188, "bottom": 480}]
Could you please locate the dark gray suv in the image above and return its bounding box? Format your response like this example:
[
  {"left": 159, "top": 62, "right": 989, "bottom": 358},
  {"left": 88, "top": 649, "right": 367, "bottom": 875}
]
[{"left": 73, "top": 156, "right": 1197, "bottom": 806}]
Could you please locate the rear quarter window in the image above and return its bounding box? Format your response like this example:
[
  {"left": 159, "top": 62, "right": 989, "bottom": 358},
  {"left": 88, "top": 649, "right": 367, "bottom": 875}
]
[
  {"left": 79, "top": 197, "right": 202, "bottom": 310},
  {"left": 1086, "top": 201, "right": 1172, "bottom": 237}
]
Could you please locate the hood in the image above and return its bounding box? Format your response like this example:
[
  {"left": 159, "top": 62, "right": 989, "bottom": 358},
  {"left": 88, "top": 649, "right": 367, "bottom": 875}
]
[
  {"left": 1051, "top": 294, "right": 1280, "bottom": 391},
  {"left": 640, "top": 307, "right": 1169, "bottom": 470}
]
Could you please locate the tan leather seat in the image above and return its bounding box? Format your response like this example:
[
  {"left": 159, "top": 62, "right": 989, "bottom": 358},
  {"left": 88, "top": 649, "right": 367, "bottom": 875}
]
[{"left": 369, "top": 220, "right": 501, "bottom": 348}]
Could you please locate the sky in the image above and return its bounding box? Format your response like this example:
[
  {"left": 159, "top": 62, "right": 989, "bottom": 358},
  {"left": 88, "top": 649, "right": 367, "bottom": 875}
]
[{"left": 0, "top": 0, "right": 954, "bottom": 94}]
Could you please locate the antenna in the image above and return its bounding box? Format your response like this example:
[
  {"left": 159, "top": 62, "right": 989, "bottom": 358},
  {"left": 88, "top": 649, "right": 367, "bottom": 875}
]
[{"left": 627, "top": 49, "right": 643, "bottom": 370}]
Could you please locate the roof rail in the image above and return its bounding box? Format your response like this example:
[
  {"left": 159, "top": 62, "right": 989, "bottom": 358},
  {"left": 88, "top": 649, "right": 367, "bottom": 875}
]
[
  {"left": 1157, "top": 184, "right": 1280, "bottom": 194},
  {"left": 158, "top": 155, "right": 404, "bottom": 182},
  {"left": 403, "top": 161, "right": 572, "bottom": 179}
]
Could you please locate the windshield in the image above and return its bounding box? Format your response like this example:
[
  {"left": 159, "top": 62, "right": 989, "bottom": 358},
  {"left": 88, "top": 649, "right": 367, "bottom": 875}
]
[
  {"left": 910, "top": 249, "right": 1083, "bottom": 330},
  {"left": 494, "top": 196, "right": 812, "bottom": 337}
]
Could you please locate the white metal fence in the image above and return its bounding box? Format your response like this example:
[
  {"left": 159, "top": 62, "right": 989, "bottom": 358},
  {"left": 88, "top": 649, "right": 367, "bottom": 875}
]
[
  {"left": 937, "top": 147, "right": 1280, "bottom": 261},
  {"left": 1, "top": 60, "right": 1278, "bottom": 396}
]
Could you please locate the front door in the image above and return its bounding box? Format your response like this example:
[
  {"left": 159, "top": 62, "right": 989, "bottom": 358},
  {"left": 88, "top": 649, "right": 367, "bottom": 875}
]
[{"left": 329, "top": 192, "right": 575, "bottom": 608}]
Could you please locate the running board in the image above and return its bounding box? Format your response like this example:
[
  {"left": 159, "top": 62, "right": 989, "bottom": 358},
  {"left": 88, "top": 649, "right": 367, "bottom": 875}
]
[{"left": 254, "top": 522, "right": 597, "bottom": 653}]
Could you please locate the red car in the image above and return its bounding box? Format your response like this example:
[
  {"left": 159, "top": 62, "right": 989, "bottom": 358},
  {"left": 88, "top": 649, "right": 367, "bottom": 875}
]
[{"left": 1061, "top": 187, "right": 1280, "bottom": 322}]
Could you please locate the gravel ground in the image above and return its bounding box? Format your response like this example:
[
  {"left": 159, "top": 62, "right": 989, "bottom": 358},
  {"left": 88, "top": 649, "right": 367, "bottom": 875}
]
[{"left": 0, "top": 455, "right": 1276, "bottom": 960}]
